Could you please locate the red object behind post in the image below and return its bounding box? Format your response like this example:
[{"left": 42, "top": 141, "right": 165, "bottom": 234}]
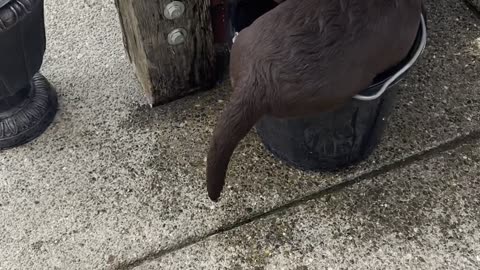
[{"left": 210, "top": 0, "right": 230, "bottom": 45}]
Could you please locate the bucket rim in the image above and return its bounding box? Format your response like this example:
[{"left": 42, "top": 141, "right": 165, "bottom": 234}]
[
  {"left": 353, "top": 14, "right": 427, "bottom": 101},
  {"left": 0, "top": 0, "right": 11, "bottom": 9},
  {"left": 231, "top": 13, "right": 427, "bottom": 102}
]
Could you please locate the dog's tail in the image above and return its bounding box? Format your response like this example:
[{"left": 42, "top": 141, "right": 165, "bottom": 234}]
[{"left": 206, "top": 85, "right": 264, "bottom": 201}]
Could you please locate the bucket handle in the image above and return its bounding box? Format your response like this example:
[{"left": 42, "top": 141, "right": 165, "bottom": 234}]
[
  {"left": 353, "top": 15, "right": 427, "bottom": 101},
  {"left": 0, "top": 0, "right": 11, "bottom": 9}
]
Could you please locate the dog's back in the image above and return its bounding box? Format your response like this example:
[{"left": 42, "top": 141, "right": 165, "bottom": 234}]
[
  {"left": 208, "top": 0, "right": 424, "bottom": 201},
  {"left": 231, "top": 0, "right": 422, "bottom": 114}
]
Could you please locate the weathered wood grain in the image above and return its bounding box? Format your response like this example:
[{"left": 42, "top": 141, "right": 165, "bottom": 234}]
[{"left": 115, "top": 0, "right": 216, "bottom": 105}]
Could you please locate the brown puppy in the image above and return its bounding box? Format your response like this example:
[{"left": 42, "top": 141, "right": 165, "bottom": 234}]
[{"left": 207, "top": 0, "right": 423, "bottom": 201}]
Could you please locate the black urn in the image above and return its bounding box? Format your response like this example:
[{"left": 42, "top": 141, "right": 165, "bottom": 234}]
[{"left": 0, "top": 0, "right": 57, "bottom": 150}]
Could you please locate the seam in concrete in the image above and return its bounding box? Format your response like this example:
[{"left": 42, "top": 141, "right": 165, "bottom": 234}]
[{"left": 114, "top": 130, "right": 480, "bottom": 270}]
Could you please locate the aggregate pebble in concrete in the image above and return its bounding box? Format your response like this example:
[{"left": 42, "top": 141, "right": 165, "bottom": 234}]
[
  {"left": 0, "top": 0, "right": 479, "bottom": 269},
  {"left": 137, "top": 142, "right": 480, "bottom": 270}
]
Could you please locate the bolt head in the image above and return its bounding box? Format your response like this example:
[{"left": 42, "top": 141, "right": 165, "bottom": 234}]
[
  {"left": 164, "top": 1, "right": 185, "bottom": 20},
  {"left": 171, "top": 32, "right": 184, "bottom": 44},
  {"left": 168, "top": 29, "right": 187, "bottom": 45}
]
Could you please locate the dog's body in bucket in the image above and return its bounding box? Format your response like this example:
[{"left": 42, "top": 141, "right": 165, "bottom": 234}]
[{"left": 207, "top": 0, "right": 424, "bottom": 201}]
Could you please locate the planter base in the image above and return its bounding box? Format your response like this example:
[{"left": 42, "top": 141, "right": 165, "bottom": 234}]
[{"left": 0, "top": 73, "right": 58, "bottom": 150}]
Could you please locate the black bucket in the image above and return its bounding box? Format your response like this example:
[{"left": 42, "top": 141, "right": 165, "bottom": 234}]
[{"left": 231, "top": 5, "right": 427, "bottom": 171}]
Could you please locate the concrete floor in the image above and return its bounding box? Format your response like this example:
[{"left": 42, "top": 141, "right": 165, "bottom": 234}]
[{"left": 0, "top": 0, "right": 479, "bottom": 269}]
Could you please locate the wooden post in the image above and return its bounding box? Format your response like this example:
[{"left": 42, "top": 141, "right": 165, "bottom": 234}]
[{"left": 115, "top": 0, "right": 216, "bottom": 106}]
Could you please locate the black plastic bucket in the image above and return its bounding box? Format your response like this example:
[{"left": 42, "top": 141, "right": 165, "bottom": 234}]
[{"left": 231, "top": 5, "right": 427, "bottom": 171}]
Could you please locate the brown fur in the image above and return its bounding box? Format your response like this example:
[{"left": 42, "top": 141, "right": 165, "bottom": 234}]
[{"left": 207, "top": 0, "right": 424, "bottom": 201}]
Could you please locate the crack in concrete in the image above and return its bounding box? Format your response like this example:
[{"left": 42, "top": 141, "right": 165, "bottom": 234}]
[{"left": 113, "top": 130, "right": 480, "bottom": 270}]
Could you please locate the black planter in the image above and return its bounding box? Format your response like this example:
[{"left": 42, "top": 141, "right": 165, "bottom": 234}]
[
  {"left": 229, "top": 0, "right": 278, "bottom": 35},
  {"left": 231, "top": 4, "right": 427, "bottom": 171},
  {"left": 0, "top": 0, "right": 57, "bottom": 150}
]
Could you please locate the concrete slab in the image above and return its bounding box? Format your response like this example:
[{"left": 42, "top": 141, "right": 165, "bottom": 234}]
[
  {"left": 137, "top": 141, "right": 480, "bottom": 270},
  {"left": 0, "top": 0, "right": 479, "bottom": 269}
]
